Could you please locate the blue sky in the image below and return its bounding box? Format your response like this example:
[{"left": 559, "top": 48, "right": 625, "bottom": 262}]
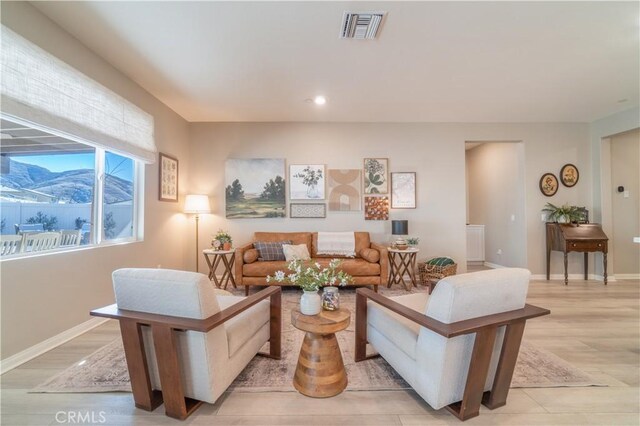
[{"left": 13, "top": 152, "right": 133, "bottom": 181}]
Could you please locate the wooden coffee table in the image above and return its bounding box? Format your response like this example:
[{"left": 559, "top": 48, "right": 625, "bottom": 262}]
[{"left": 291, "top": 308, "right": 350, "bottom": 398}]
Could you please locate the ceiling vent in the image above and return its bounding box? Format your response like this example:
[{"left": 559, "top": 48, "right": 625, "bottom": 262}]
[{"left": 340, "top": 12, "right": 385, "bottom": 39}]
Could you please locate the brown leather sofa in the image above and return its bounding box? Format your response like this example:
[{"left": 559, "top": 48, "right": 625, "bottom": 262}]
[{"left": 235, "top": 232, "right": 388, "bottom": 295}]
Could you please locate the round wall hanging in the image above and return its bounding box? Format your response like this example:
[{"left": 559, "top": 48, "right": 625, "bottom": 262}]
[
  {"left": 560, "top": 164, "right": 579, "bottom": 187},
  {"left": 539, "top": 173, "right": 559, "bottom": 197}
]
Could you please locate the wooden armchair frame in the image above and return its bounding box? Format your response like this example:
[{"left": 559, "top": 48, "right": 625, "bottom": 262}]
[
  {"left": 90, "top": 286, "right": 281, "bottom": 420},
  {"left": 355, "top": 288, "right": 549, "bottom": 421}
]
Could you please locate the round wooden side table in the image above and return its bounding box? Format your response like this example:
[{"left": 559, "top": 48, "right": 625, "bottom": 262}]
[
  {"left": 202, "top": 249, "right": 236, "bottom": 289},
  {"left": 291, "top": 308, "right": 350, "bottom": 398},
  {"left": 387, "top": 247, "right": 420, "bottom": 291}
]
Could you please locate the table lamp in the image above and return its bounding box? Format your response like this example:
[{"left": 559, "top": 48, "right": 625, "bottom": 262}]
[
  {"left": 184, "top": 194, "right": 211, "bottom": 272},
  {"left": 392, "top": 220, "right": 408, "bottom": 249}
]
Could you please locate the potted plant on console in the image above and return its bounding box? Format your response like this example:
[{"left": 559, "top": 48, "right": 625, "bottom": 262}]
[
  {"left": 542, "top": 203, "right": 587, "bottom": 224},
  {"left": 267, "top": 259, "right": 353, "bottom": 315}
]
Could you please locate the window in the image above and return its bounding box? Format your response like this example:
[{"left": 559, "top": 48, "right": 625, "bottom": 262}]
[{"left": 0, "top": 117, "right": 143, "bottom": 258}]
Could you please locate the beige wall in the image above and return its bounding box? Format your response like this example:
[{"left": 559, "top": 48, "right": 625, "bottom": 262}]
[
  {"left": 1, "top": 3, "right": 190, "bottom": 359},
  {"left": 466, "top": 142, "right": 527, "bottom": 267},
  {"left": 610, "top": 129, "right": 640, "bottom": 275},
  {"left": 189, "top": 122, "right": 591, "bottom": 279}
]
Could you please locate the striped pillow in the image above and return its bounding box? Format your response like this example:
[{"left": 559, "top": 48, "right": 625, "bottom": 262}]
[
  {"left": 254, "top": 240, "right": 293, "bottom": 261},
  {"left": 426, "top": 257, "right": 455, "bottom": 267}
]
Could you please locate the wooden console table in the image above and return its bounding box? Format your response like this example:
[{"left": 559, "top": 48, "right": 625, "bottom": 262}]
[{"left": 546, "top": 223, "right": 608, "bottom": 285}]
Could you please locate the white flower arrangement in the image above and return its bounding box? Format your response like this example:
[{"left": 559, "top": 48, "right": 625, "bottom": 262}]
[{"left": 266, "top": 258, "right": 353, "bottom": 292}]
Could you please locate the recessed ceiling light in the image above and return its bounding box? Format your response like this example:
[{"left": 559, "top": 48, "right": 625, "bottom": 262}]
[{"left": 313, "top": 96, "right": 327, "bottom": 106}]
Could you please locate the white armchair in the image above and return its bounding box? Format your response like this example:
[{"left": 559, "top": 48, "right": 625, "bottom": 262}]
[
  {"left": 91, "top": 268, "right": 281, "bottom": 420},
  {"left": 355, "top": 268, "right": 549, "bottom": 421}
]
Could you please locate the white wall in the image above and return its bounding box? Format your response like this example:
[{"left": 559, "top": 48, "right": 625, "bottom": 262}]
[
  {"left": 189, "top": 122, "right": 591, "bottom": 279},
  {"left": 0, "top": 3, "right": 191, "bottom": 359},
  {"left": 590, "top": 107, "right": 640, "bottom": 277},
  {"left": 466, "top": 142, "right": 527, "bottom": 267},
  {"left": 610, "top": 129, "right": 640, "bottom": 275}
]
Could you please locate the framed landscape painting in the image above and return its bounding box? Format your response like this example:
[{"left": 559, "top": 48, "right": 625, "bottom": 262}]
[
  {"left": 364, "top": 158, "right": 388, "bottom": 194},
  {"left": 225, "top": 158, "right": 286, "bottom": 218},
  {"left": 159, "top": 153, "right": 178, "bottom": 202},
  {"left": 391, "top": 172, "right": 416, "bottom": 208},
  {"left": 290, "top": 164, "right": 325, "bottom": 200}
]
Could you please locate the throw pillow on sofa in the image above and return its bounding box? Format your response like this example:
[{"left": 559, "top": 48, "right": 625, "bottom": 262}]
[
  {"left": 254, "top": 240, "right": 292, "bottom": 261},
  {"left": 282, "top": 244, "right": 311, "bottom": 262}
]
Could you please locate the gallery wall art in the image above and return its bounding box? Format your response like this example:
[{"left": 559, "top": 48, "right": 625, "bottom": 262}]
[
  {"left": 290, "top": 203, "right": 326, "bottom": 218},
  {"left": 290, "top": 164, "right": 325, "bottom": 200},
  {"left": 364, "top": 158, "right": 388, "bottom": 194},
  {"left": 539, "top": 173, "right": 559, "bottom": 197},
  {"left": 560, "top": 164, "right": 579, "bottom": 187},
  {"left": 328, "top": 169, "right": 362, "bottom": 211},
  {"left": 225, "top": 158, "right": 286, "bottom": 218},
  {"left": 364, "top": 196, "right": 389, "bottom": 220},
  {"left": 158, "top": 153, "right": 178, "bottom": 202},
  {"left": 391, "top": 172, "right": 416, "bottom": 209}
]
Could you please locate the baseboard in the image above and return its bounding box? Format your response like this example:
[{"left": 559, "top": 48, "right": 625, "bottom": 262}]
[
  {"left": 483, "top": 262, "right": 506, "bottom": 269},
  {"left": 0, "top": 317, "right": 109, "bottom": 374},
  {"left": 530, "top": 273, "right": 617, "bottom": 282},
  {"left": 614, "top": 274, "right": 640, "bottom": 280}
]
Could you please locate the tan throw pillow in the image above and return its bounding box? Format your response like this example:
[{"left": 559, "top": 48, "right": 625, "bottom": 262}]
[
  {"left": 282, "top": 244, "right": 311, "bottom": 262},
  {"left": 360, "top": 247, "right": 380, "bottom": 263},
  {"left": 243, "top": 248, "right": 259, "bottom": 264}
]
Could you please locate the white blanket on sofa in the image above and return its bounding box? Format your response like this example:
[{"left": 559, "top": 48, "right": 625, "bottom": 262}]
[{"left": 317, "top": 232, "right": 356, "bottom": 257}]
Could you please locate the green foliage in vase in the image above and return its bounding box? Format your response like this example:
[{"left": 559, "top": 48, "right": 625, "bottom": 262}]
[
  {"left": 214, "top": 229, "right": 232, "bottom": 244},
  {"left": 541, "top": 203, "right": 586, "bottom": 223},
  {"left": 267, "top": 258, "right": 354, "bottom": 292}
]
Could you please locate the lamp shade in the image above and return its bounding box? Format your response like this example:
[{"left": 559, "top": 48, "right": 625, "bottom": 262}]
[
  {"left": 392, "top": 220, "right": 408, "bottom": 235},
  {"left": 184, "top": 194, "right": 211, "bottom": 214}
]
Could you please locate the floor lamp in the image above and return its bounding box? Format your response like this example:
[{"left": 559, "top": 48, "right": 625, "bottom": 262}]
[{"left": 184, "top": 194, "right": 211, "bottom": 272}]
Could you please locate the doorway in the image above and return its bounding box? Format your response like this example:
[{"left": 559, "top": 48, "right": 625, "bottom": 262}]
[
  {"left": 601, "top": 128, "right": 640, "bottom": 279},
  {"left": 465, "top": 141, "right": 527, "bottom": 270}
]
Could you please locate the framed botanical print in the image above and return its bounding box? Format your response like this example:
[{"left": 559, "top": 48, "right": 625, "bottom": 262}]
[
  {"left": 159, "top": 153, "right": 178, "bottom": 202},
  {"left": 539, "top": 173, "right": 559, "bottom": 197},
  {"left": 290, "top": 164, "right": 325, "bottom": 200},
  {"left": 364, "top": 158, "right": 388, "bottom": 194},
  {"left": 560, "top": 164, "right": 579, "bottom": 187},
  {"left": 391, "top": 172, "right": 416, "bottom": 208}
]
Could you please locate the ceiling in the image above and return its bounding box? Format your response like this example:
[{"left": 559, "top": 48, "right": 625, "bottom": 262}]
[{"left": 32, "top": 1, "right": 639, "bottom": 123}]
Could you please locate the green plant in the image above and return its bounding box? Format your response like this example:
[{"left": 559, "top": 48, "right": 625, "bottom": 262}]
[
  {"left": 406, "top": 237, "right": 420, "bottom": 246},
  {"left": 214, "top": 229, "right": 232, "bottom": 244},
  {"left": 26, "top": 211, "right": 58, "bottom": 231},
  {"left": 267, "top": 259, "right": 354, "bottom": 292},
  {"left": 104, "top": 212, "right": 116, "bottom": 238},
  {"left": 541, "top": 203, "right": 586, "bottom": 223},
  {"left": 75, "top": 217, "right": 88, "bottom": 230}
]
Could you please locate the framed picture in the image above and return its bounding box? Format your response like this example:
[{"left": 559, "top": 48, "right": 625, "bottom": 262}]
[
  {"left": 539, "top": 173, "right": 559, "bottom": 197},
  {"left": 560, "top": 164, "right": 579, "bottom": 187},
  {"left": 328, "top": 169, "right": 362, "bottom": 211},
  {"left": 290, "top": 203, "right": 326, "bottom": 218},
  {"left": 225, "top": 158, "right": 286, "bottom": 218},
  {"left": 290, "top": 164, "right": 325, "bottom": 200},
  {"left": 391, "top": 172, "right": 416, "bottom": 209},
  {"left": 364, "top": 158, "right": 388, "bottom": 194},
  {"left": 158, "top": 153, "right": 178, "bottom": 202},
  {"left": 364, "top": 196, "right": 389, "bottom": 220}
]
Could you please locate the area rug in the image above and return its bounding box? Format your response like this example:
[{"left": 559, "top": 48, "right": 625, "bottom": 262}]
[{"left": 31, "top": 288, "right": 605, "bottom": 393}]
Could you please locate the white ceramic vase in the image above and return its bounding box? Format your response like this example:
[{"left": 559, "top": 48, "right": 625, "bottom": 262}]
[{"left": 300, "top": 290, "right": 321, "bottom": 315}]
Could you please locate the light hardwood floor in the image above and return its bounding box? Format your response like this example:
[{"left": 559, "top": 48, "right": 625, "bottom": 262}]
[{"left": 1, "top": 277, "right": 639, "bottom": 425}]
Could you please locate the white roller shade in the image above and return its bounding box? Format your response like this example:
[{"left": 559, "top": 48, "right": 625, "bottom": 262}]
[{"left": 1, "top": 26, "right": 156, "bottom": 163}]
